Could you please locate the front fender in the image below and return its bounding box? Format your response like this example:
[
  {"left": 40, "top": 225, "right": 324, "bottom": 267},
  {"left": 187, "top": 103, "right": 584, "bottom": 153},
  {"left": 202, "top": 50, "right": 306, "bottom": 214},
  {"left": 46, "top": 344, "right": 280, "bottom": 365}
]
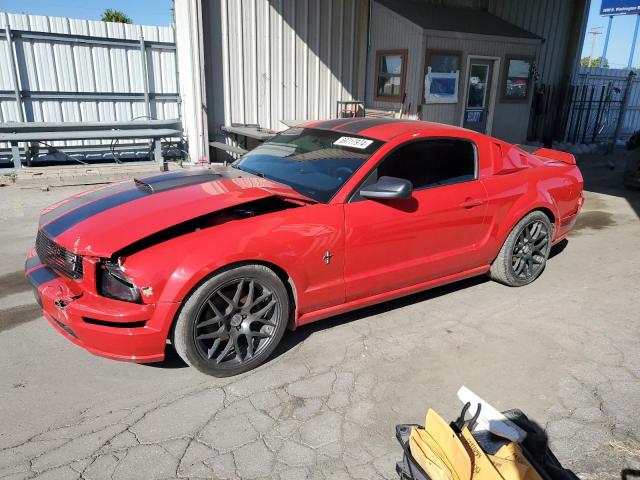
[
  {"left": 121, "top": 203, "right": 345, "bottom": 317},
  {"left": 123, "top": 219, "right": 307, "bottom": 305}
]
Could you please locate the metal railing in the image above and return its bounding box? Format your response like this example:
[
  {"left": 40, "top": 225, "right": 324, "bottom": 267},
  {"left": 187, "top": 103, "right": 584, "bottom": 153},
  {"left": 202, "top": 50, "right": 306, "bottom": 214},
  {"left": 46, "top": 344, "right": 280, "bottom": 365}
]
[
  {"left": 0, "top": 119, "right": 182, "bottom": 169},
  {"left": 528, "top": 69, "right": 638, "bottom": 148}
]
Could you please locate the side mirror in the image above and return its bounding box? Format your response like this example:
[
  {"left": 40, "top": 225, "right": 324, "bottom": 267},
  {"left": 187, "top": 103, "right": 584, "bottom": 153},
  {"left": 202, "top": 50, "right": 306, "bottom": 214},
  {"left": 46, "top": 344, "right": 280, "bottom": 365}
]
[{"left": 360, "top": 176, "right": 413, "bottom": 200}]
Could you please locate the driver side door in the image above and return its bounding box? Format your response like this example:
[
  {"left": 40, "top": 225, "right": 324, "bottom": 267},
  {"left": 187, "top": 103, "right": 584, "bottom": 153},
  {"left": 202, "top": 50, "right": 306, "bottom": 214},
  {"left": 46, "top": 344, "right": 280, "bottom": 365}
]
[{"left": 343, "top": 138, "right": 488, "bottom": 301}]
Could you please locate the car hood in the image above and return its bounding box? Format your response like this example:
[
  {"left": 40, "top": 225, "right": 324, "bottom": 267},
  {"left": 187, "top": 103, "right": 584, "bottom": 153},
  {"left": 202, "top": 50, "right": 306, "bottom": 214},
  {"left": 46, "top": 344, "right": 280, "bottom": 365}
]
[{"left": 38, "top": 166, "right": 311, "bottom": 257}]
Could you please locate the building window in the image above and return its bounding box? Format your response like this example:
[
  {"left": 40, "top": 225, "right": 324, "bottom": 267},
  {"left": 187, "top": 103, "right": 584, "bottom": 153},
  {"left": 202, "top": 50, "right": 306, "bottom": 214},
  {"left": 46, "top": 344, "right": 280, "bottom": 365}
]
[
  {"left": 502, "top": 56, "right": 533, "bottom": 102},
  {"left": 374, "top": 49, "right": 407, "bottom": 102},
  {"left": 424, "top": 50, "right": 462, "bottom": 104}
]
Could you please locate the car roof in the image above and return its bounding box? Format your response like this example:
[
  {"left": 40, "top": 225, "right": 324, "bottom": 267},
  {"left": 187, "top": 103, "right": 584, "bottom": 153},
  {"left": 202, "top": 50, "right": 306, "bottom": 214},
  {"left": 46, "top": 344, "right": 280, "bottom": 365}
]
[{"left": 300, "top": 118, "right": 472, "bottom": 141}]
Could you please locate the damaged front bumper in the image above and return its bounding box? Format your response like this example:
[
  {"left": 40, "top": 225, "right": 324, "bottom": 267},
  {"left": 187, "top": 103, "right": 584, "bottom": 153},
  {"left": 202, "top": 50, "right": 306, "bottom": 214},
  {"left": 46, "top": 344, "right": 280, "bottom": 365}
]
[{"left": 24, "top": 249, "right": 179, "bottom": 363}]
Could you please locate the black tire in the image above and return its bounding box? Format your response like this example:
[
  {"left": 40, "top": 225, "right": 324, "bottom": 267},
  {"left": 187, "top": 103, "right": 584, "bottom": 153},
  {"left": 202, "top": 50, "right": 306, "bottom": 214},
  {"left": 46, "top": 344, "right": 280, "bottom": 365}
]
[
  {"left": 173, "top": 264, "right": 289, "bottom": 377},
  {"left": 489, "top": 211, "right": 553, "bottom": 287}
]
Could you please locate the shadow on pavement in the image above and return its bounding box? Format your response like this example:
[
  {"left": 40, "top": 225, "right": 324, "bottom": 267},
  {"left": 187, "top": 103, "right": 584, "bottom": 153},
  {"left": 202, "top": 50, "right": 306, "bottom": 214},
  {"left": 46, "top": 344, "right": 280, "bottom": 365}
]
[
  {"left": 271, "top": 238, "right": 571, "bottom": 362},
  {"left": 270, "top": 275, "right": 489, "bottom": 362},
  {"left": 622, "top": 469, "right": 640, "bottom": 479},
  {"left": 578, "top": 150, "right": 640, "bottom": 219},
  {"left": 145, "top": 345, "right": 189, "bottom": 369},
  {"left": 145, "top": 238, "right": 573, "bottom": 370}
]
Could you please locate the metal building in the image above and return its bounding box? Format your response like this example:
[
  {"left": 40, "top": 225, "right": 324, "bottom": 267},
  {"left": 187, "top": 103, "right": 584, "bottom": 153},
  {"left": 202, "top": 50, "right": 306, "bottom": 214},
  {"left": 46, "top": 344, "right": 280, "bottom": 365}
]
[{"left": 175, "top": 0, "right": 589, "bottom": 162}]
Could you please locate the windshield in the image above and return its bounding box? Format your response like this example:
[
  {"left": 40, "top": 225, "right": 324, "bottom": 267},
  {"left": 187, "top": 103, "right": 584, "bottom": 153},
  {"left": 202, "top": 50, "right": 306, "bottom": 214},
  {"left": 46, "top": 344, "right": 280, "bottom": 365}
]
[{"left": 232, "top": 128, "right": 383, "bottom": 203}]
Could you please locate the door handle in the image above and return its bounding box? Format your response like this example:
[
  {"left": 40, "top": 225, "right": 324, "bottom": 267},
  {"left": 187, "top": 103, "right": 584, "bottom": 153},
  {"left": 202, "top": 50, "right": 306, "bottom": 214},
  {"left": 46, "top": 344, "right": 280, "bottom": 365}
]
[{"left": 460, "top": 198, "right": 485, "bottom": 208}]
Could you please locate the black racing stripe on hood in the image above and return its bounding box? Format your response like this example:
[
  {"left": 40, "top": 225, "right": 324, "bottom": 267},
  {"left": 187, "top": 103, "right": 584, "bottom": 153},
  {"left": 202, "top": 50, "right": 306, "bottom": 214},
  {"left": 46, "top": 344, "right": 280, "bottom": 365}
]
[
  {"left": 39, "top": 181, "right": 135, "bottom": 226},
  {"left": 41, "top": 169, "right": 231, "bottom": 238},
  {"left": 134, "top": 169, "right": 222, "bottom": 193},
  {"left": 27, "top": 265, "right": 59, "bottom": 288},
  {"left": 335, "top": 118, "right": 403, "bottom": 134},
  {"left": 42, "top": 188, "right": 150, "bottom": 238}
]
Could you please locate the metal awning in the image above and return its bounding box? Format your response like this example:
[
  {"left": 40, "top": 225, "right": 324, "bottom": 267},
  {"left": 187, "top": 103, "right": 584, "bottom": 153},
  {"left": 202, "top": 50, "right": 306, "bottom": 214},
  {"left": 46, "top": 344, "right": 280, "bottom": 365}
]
[{"left": 375, "top": 0, "right": 543, "bottom": 41}]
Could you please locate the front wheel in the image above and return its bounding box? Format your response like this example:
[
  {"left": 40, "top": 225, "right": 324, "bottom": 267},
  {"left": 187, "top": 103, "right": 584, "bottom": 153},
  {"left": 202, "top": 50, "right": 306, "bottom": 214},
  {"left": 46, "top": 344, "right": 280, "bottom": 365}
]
[
  {"left": 173, "top": 265, "right": 289, "bottom": 376},
  {"left": 489, "top": 211, "right": 553, "bottom": 287}
]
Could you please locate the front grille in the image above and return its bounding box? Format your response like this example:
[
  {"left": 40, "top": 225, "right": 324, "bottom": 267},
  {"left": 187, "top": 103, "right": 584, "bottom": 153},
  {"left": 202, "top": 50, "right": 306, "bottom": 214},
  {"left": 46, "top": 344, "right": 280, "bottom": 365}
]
[{"left": 36, "top": 231, "right": 83, "bottom": 279}]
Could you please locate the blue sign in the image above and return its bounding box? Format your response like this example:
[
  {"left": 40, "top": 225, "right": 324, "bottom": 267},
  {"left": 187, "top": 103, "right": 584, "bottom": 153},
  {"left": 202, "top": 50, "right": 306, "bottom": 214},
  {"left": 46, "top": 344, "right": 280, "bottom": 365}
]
[
  {"left": 465, "top": 110, "right": 484, "bottom": 123},
  {"left": 601, "top": 0, "right": 640, "bottom": 16}
]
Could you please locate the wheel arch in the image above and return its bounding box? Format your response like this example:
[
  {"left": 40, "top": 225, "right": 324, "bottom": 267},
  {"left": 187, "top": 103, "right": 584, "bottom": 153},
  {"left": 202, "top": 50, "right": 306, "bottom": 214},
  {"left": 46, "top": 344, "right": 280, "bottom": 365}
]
[
  {"left": 501, "top": 185, "right": 559, "bottom": 239},
  {"left": 491, "top": 201, "right": 558, "bottom": 265},
  {"left": 534, "top": 206, "right": 555, "bottom": 225},
  {"left": 168, "top": 259, "right": 299, "bottom": 343}
]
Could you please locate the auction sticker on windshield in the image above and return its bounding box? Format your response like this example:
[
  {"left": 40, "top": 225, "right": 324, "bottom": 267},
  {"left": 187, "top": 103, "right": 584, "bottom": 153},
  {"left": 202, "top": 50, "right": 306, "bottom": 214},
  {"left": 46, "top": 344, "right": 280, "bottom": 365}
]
[{"left": 333, "top": 136, "right": 374, "bottom": 149}]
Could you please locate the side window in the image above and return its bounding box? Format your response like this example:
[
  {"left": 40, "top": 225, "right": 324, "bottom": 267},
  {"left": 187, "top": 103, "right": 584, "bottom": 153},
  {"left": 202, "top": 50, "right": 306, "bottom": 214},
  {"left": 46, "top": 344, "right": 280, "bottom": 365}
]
[{"left": 374, "top": 139, "right": 476, "bottom": 190}]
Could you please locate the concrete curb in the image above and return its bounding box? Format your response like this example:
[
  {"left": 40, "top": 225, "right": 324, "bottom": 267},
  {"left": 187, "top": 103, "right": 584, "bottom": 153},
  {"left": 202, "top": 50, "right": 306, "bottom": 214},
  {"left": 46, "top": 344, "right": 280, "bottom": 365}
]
[{"left": 15, "top": 162, "right": 182, "bottom": 188}]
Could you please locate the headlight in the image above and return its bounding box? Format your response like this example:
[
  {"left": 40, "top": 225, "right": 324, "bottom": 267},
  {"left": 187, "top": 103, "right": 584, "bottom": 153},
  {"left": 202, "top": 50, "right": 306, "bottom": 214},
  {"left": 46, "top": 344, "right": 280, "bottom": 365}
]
[{"left": 98, "top": 262, "right": 141, "bottom": 303}]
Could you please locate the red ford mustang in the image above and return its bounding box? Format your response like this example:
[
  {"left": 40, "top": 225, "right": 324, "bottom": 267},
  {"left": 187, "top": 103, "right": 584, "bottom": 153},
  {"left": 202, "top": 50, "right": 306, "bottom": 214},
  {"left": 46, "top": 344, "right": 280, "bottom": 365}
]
[{"left": 25, "top": 119, "right": 584, "bottom": 376}]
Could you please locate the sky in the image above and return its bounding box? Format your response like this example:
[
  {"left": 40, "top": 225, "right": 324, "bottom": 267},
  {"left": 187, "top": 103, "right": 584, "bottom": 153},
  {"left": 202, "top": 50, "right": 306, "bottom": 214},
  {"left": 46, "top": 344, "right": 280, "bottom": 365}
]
[
  {"left": 0, "top": 0, "right": 173, "bottom": 26},
  {"left": 581, "top": 0, "right": 640, "bottom": 68}
]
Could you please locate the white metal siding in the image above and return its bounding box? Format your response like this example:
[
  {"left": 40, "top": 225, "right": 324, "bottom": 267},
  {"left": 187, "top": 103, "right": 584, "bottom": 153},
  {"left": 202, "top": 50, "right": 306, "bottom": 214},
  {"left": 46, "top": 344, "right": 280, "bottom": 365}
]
[
  {"left": 0, "top": 12, "right": 178, "bottom": 149},
  {"left": 203, "top": 0, "right": 369, "bottom": 134}
]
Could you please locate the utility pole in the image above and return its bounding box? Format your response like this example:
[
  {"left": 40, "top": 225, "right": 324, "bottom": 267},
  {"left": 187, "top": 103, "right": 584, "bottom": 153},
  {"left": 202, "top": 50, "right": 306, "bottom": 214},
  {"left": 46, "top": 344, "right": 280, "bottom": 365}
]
[{"left": 588, "top": 27, "right": 603, "bottom": 67}]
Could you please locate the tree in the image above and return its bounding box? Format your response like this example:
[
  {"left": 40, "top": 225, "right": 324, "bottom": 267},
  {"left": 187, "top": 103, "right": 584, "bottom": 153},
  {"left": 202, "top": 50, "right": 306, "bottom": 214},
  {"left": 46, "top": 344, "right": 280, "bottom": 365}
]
[
  {"left": 581, "top": 56, "right": 609, "bottom": 68},
  {"left": 101, "top": 9, "right": 132, "bottom": 24}
]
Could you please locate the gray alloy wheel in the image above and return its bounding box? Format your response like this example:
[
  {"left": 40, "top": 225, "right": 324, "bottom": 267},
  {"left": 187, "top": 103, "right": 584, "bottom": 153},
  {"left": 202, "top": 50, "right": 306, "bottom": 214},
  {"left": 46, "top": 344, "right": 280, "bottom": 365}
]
[
  {"left": 489, "top": 211, "right": 553, "bottom": 287},
  {"left": 173, "top": 265, "right": 289, "bottom": 376}
]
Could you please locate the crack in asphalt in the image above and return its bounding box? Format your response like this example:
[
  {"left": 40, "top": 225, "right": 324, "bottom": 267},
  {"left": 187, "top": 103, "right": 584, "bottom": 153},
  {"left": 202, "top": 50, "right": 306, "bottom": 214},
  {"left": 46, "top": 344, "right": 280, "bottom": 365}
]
[{"left": 2, "top": 183, "right": 640, "bottom": 479}]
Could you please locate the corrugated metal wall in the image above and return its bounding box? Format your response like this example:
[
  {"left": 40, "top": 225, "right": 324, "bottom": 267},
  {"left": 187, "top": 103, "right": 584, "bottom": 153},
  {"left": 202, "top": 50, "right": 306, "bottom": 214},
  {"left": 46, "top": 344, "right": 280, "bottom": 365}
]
[
  {"left": 417, "top": 0, "right": 585, "bottom": 87},
  {"left": 0, "top": 12, "right": 178, "bottom": 150},
  {"left": 203, "top": 0, "right": 369, "bottom": 135},
  {"left": 184, "top": 0, "right": 587, "bottom": 146},
  {"left": 483, "top": 0, "right": 583, "bottom": 87},
  {"left": 174, "top": 0, "right": 209, "bottom": 163}
]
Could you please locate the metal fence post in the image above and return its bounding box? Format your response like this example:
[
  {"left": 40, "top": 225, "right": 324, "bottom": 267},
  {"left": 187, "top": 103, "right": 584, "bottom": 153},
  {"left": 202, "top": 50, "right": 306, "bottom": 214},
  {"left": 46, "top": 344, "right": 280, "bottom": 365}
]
[
  {"left": 5, "top": 24, "right": 24, "bottom": 169},
  {"left": 609, "top": 71, "right": 636, "bottom": 153},
  {"left": 4, "top": 25, "right": 24, "bottom": 123},
  {"left": 10, "top": 141, "right": 21, "bottom": 170},
  {"left": 139, "top": 35, "right": 151, "bottom": 119}
]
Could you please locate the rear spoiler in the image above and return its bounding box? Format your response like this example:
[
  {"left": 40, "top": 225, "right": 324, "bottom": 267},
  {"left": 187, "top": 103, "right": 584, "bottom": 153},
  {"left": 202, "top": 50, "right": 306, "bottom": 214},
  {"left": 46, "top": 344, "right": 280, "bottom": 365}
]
[
  {"left": 532, "top": 147, "right": 576, "bottom": 165},
  {"left": 518, "top": 146, "right": 576, "bottom": 165},
  {"left": 516, "top": 145, "right": 577, "bottom": 165}
]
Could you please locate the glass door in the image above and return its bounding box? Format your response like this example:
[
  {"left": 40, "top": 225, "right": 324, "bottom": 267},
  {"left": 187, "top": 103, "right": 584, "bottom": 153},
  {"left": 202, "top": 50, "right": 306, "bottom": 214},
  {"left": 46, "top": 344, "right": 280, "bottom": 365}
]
[{"left": 463, "top": 60, "right": 493, "bottom": 133}]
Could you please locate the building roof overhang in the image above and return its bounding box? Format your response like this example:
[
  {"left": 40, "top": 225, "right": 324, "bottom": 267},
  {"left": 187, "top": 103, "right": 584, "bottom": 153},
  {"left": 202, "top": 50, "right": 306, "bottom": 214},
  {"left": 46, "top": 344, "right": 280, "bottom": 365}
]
[{"left": 375, "top": 0, "right": 544, "bottom": 43}]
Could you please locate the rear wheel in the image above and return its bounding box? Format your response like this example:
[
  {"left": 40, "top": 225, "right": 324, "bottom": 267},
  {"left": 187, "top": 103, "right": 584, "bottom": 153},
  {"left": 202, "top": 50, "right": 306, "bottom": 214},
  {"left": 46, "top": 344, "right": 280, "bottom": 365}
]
[
  {"left": 489, "top": 211, "right": 552, "bottom": 287},
  {"left": 173, "top": 265, "right": 289, "bottom": 376}
]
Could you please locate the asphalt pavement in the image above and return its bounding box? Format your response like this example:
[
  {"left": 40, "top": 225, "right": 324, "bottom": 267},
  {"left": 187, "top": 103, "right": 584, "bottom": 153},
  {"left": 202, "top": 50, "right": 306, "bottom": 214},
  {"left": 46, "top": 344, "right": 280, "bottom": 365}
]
[{"left": 1, "top": 152, "right": 639, "bottom": 479}]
